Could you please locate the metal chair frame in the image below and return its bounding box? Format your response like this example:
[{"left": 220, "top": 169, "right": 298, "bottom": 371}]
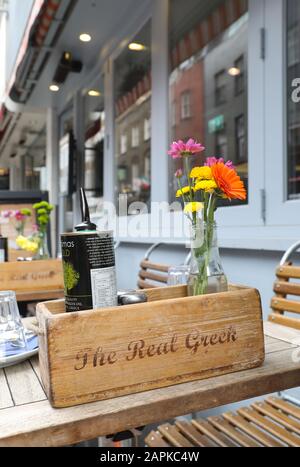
[{"left": 277, "top": 241, "right": 300, "bottom": 407}]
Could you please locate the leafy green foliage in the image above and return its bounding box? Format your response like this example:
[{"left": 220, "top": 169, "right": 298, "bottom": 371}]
[{"left": 63, "top": 261, "right": 80, "bottom": 292}]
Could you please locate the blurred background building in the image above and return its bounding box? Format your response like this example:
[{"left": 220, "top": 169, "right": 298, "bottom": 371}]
[{"left": 0, "top": 0, "right": 299, "bottom": 315}]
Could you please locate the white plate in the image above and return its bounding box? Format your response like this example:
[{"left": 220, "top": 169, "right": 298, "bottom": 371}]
[
  {"left": 0, "top": 347, "right": 38, "bottom": 369},
  {"left": 0, "top": 332, "right": 38, "bottom": 369}
]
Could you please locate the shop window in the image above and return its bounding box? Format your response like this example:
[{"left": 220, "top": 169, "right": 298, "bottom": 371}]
[
  {"left": 215, "top": 131, "right": 228, "bottom": 161},
  {"left": 84, "top": 76, "right": 105, "bottom": 205},
  {"left": 114, "top": 20, "right": 151, "bottom": 212},
  {"left": 131, "top": 127, "right": 140, "bottom": 148},
  {"left": 181, "top": 91, "right": 192, "bottom": 119},
  {"left": 120, "top": 134, "right": 127, "bottom": 155},
  {"left": 287, "top": 0, "right": 300, "bottom": 199},
  {"left": 169, "top": 0, "right": 248, "bottom": 205},
  {"left": 235, "top": 115, "right": 246, "bottom": 162},
  {"left": 234, "top": 55, "right": 245, "bottom": 95},
  {"left": 144, "top": 118, "right": 151, "bottom": 141},
  {"left": 215, "top": 71, "right": 227, "bottom": 106}
]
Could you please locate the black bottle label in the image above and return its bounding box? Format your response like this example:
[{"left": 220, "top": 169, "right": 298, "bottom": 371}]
[{"left": 61, "top": 232, "right": 117, "bottom": 312}]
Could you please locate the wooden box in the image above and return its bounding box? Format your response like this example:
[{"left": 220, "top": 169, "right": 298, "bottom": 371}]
[
  {"left": 0, "top": 259, "right": 64, "bottom": 301},
  {"left": 36, "top": 285, "right": 265, "bottom": 408}
]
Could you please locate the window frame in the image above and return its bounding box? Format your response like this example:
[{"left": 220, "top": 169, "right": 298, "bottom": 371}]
[
  {"left": 215, "top": 69, "right": 227, "bottom": 106},
  {"left": 234, "top": 55, "right": 245, "bottom": 96},
  {"left": 264, "top": 0, "right": 300, "bottom": 226},
  {"left": 103, "top": 0, "right": 300, "bottom": 246},
  {"left": 180, "top": 90, "right": 192, "bottom": 120},
  {"left": 235, "top": 114, "right": 247, "bottom": 162}
]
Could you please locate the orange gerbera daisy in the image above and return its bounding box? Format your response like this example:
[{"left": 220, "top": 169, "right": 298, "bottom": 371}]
[{"left": 211, "top": 163, "right": 247, "bottom": 200}]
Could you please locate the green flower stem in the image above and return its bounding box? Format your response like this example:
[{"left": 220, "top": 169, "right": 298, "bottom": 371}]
[
  {"left": 184, "top": 157, "right": 193, "bottom": 201},
  {"left": 177, "top": 177, "right": 190, "bottom": 205},
  {"left": 191, "top": 193, "right": 216, "bottom": 296}
]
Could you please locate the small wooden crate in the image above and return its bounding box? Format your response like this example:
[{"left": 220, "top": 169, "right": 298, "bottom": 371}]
[
  {"left": 0, "top": 259, "right": 64, "bottom": 300},
  {"left": 36, "top": 285, "right": 265, "bottom": 408}
]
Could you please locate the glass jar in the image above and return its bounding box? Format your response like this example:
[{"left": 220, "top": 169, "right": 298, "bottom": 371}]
[
  {"left": 188, "top": 221, "right": 228, "bottom": 296},
  {"left": 34, "top": 232, "right": 50, "bottom": 260}
]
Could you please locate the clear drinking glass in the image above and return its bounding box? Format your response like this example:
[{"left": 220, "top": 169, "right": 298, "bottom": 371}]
[
  {"left": 167, "top": 265, "right": 190, "bottom": 286},
  {"left": 0, "top": 291, "right": 27, "bottom": 358}
]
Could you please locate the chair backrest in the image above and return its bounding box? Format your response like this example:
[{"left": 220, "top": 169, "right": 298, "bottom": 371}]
[
  {"left": 137, "top": 243, "right": 173, "bottom": 289},
  {"left": 269, "top": 242, "right": 300, "bottom": 330},
  {"left": 138, "top": 259, "right": 170, "bottom": 289}
]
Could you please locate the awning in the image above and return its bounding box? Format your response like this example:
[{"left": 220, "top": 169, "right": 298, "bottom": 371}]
[
  {"left": 7, "top": 0, "right": 76, "bottom": 105},
  {"left": 0, "top": 0, "right": 76, "bottom": 146},
  {"left": 0, "top": 0, "right": 44, "bottom": 144}
]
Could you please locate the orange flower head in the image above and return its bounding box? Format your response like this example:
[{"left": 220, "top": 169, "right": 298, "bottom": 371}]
[{"left": 211, "top": 163, "right": 247, "bottom": 201}]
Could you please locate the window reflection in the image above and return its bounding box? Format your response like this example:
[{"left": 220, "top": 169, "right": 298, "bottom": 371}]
[
  {"left": 169, "top": 0, "right": 248, "bottom": 205},
  {"left": 287, "top": 0, "right": 300, "bottom": 199},
  {"left": 114, "top": 21, "right": 151, "bottom": 213},
  {"left": 84, "top": 77, "right": 105, "bottom": 213}
]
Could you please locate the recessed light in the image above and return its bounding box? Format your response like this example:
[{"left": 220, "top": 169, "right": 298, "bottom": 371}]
[
  {"left": 49, "top": 84, "right": 60, "bottom": 92},
  {"left": 79, "top": 33, "right": 92, "bottom": 42},
  {"left": 128, "top": 42, "right": 146, "bottom": 51},
  {"left": 228, "top": 67, "right": 241, "bottom": 77},
  {"left": 88, "top": 89, "right": 101, "bottom": 97}
]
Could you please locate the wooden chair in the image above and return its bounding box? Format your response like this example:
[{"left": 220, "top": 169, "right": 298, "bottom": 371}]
[
  {"left": 145, "top": 242, "right": 300, "bottom": 448},
  {"left": 138, "top": 243, "right": 189, "bottom": 289},
  {"left": 145, "top": 398, "right": 300, "bottom": 447},
  {"left": 268, "top": 241, "right": 300, "bottom": 331}
]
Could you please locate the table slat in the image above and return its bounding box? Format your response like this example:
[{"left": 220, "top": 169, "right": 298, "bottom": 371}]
[
  {"left": 0, "top": 369, "right": 13, "bottom": 410},
  {"left": 30, "top": 357, "right": 43, "bottom": 386},
  {"left": 4, "top": 361, "right": 46, "bottom": 406},
  {"left": 0, "top": 344, "right": 299, "bottom": 447}
]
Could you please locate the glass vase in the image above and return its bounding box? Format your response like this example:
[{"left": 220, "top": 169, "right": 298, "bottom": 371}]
[
  {"left": 15, "top": 223, "right": 25, "bottom": 250},
  {"left": 34, "top": 232, "right": 50, "bottom": 260},
  {"left": 187, "top": 221, "right": 228, "bottom": 296}
]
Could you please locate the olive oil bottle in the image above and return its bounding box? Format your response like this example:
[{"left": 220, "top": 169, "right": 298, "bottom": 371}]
[{"left": 61, "top": 188, "right": 118, "bottom": 312}]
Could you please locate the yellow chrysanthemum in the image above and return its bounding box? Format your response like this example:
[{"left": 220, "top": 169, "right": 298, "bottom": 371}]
[
  {"left": 184, "top": 202, "right": 204, "bottom": 214},
  {"left": 194, "top": 180, "right": 218, "bottom": 193},
  {"left": 190, "top": 166, "right": 213, "bottom": 180},
  {"left": 16, "top": 236, "right": 39, "bottom": 253},
  {"left": 176, "top": 186, "right": 193, "bottom": 198}
]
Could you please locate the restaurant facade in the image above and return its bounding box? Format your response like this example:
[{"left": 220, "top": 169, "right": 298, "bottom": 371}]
[{"left": 0, "top": 0, "right": 300, "bottom": 313}]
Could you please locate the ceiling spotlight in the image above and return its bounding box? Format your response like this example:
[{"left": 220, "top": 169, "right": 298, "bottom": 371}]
[
  {"left": 128, "top": 42, "right": 146, "bottom": 51},
  {"left": 49, "top": 84, "right": 60, "bottom": 92},
  {"left": 88, "top": 89, "right": 101, "bottom": 97},
  {"left": 79, "top": 33, "right": 92, "bottom": 42},
  {"left": 228, "top": 67, "right": 241, "bottom": 77}
]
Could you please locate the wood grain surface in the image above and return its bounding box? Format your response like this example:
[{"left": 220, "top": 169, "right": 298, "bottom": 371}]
[
  {"left": 36, "top": 286, "right": 265, "bottom": 408},
  {"left": 0, "top": 335, "right": 299, "bottom": 447}
]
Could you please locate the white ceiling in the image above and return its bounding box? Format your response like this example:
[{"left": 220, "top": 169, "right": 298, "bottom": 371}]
[
  {"left": 28, "top": 0, "right": 141, "bottom": 109},
  {"left": 1, "top": 0, "right": 141, "bottom": 165}
]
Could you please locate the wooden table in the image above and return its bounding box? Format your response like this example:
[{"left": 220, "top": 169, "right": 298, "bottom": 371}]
[{"left": 0, "top": 330, "right": 300, "bottom": 447}]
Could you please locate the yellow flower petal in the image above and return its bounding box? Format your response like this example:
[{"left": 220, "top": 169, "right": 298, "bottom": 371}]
[
  {"left": 176, "top": 186, "right": 193, "bottom": 198},
  {"left": 184, "top": 202, "right": 204, "bottom": 214},
  {"left": 190, "top": 166, "right": 213, "bottom": 180},
  {"left": 194, "top": 180, "right": 217, "bottom": 192}
]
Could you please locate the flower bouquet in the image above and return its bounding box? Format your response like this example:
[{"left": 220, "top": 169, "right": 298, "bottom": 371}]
[
  {"left": 1, "top": 209, "right": 32, "bottom": 237},
  {"left": 16, "top": 202, "right": 54, "bottom": 260},
  {"left": 169, "top": 139, "right": 247, "bottom": 296}
]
